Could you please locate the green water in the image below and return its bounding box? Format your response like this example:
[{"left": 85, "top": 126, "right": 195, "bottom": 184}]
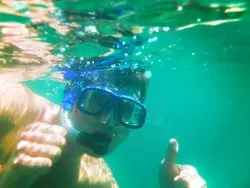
[
  {"left": 2, "top": 0, "right": 250, "bottom": 187},
  {"left": 100, "top": 21, "right": 250, "bottom": 188}
]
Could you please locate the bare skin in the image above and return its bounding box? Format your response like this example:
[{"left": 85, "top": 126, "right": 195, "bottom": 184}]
[
  {"left": 0, "top": 0, "right": 208, "bottom": 186},
  {"left": 0, "top": 78, "right": 118, "bottom": 188},
  {"left": 160, "top": 139, "right": 207, "bottom": 188},
  {"left": 0, "top": 72, "right": 207, "bottom": 188}
]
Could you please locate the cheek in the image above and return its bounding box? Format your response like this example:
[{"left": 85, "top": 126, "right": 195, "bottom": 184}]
[{"left": 73, "top": 110, "right": 97, "bottom": 131}]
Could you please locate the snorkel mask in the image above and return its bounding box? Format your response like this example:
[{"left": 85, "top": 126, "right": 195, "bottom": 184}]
[
  {"left": 60, "top": 70, "right": 111, "bottom": 156},
  {"left": 59, "top": 68, "right": 147, "bottom": 156}
]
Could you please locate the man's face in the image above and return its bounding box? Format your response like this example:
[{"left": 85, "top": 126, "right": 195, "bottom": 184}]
[{"left": 70, "top": 82, "right": 145, "bottom": 157}]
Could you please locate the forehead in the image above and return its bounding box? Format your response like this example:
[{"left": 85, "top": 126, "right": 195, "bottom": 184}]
[
  {"left": 83, "top": 70, "right": 147, "bottom": 101},
  {"left": 91, "top": 83, "right": 142, "bottom": 101}
]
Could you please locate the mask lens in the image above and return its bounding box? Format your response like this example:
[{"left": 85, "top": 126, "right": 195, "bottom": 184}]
[
  {"left": 78, "top": 89, "right": 112, "bottom": 114},
  {"left": 120, "top": 98, "right": 145, "bottom": 128}
]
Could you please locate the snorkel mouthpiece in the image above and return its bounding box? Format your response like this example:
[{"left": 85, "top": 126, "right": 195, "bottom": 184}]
[
  {"left": 60, "top": 110, "right": 111, "bottom": 156},
  {"left": 76, "top": 131, "right": 112, "bottom": 156}
]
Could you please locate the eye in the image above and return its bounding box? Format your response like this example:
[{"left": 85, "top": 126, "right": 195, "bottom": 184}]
[
  {"left": 78, "top": 89, "right": 112, "bottom": 113},
  {"left": 120, "top": 98, "right": 145, "bottom": 127}
]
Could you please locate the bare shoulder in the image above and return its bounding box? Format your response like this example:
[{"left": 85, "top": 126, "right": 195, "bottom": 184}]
[
  {"left": 77, "top": 154, "right": 119, "bottom": 188},
  {"left": 0, "top": 74, "right": 49, "bottom": 122},
  {"left": 0, "top": 68, "right": 59, "bottom": 127},
  {"left": 0, "top": 70, "right": 59, "bottom": 162}
]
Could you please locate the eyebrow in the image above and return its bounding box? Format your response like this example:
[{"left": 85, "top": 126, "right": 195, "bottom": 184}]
[
  {"left": 85, "top": 75, "right": 146, "bottom": 101},
  {"left": 118, "top": 86, "right": 142, "bottom": 102}
]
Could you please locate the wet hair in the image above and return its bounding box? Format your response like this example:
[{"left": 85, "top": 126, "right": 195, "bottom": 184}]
[
  {"left": 62, "top": 56, "right": 150, "bottom": 103},
  {"left": 83, "top": 68, "right": 148, "bottom": 102},
  {"left": 101, "top": 68, "right": 148, "bottom": 102}
]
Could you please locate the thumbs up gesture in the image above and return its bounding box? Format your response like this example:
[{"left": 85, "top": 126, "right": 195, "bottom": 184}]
[
  {"left": 12, "top": 105, "right": 67, "bottom": 175},
  {"left": 0, "top": 105, "right": 67, "bottom": 188},
  {"left": 159, "top": 139, "right": 207, "bottom": 188}
]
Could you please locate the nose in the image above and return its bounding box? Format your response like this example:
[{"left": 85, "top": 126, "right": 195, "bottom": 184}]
[{"left": 98, "top": 107, "right": 116, "bottom": 125}]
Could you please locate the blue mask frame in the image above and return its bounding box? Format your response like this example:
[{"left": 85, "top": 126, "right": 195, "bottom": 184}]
[{"left": 76, "top": 86, "right": 147, "bottom": 129}]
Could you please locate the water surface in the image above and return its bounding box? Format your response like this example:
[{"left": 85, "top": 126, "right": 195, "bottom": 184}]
[{"left": 0, "top": 0, "right": 249, "bottom": 187}]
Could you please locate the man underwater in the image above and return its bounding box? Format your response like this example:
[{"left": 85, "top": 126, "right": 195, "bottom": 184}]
[
  {"left": 0, "top": 60, "right": 206, "bottom": 188},
  {"left": 0, "top": 0, "right": 208, "bottom": 187}
]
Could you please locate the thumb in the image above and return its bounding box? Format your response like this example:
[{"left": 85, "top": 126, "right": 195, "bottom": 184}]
[
  {"left": 36, "top": 104, "right": 59, "bottom": 124},
  {"left": 165, "top": 138, "right": 179, "bottom": 176}
]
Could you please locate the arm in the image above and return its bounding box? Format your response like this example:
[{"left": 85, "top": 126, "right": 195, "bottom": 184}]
[
  {"left": 77, "top": 154, "right": 119, "bottom": 188},
  {"left": 0, "top": 162, "right": 39, "bottom": 188},
  {"left": 0, "top": 78, "right": 65, "bottom": 188},
  {"left": 0, "top": 79, "right": 38, "bottom": 187}
]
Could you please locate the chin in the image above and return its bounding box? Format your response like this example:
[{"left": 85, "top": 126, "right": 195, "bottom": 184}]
[
  {"left": 75, "top": 131, "right": 113, "bottom": 158},
  {"left": 82, "top": 145, "right": 110, "bottom": 158}
]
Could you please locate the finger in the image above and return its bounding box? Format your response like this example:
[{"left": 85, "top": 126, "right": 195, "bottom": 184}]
[
  {"left": 13, "top": 154, "right": 52, "bottom": 175},
  {"left": 189, "top": 174, "right": 207, "bottom": 188},
  {"left": 180, "top": 165, "right": 198, "bottom": 176},
  {"left": 175, "top": 172, "right": 192, "bottom": 182},
  {"left": 174, "top": 169, "right": 206, "bottom": 188},
  {"left": 17, "top": 140, "right": 62, "bottom": 160},
  {"left": 25, "top": 122, "right": 67, "bottom": 137},
  {"left": 36, "top": 105, "right": 59, "bottom": 124},
  {"left": 165, "top": 138, "right": 179, "bottom": 175},
  {"left": 174, "top": 175, "right": 190, "bottom": 188},
  {"left": 20, "top": 131, "right": 66, "bottom": 148}
]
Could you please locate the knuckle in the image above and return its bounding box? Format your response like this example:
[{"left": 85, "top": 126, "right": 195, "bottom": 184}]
[
  {"left": 29, "top": 144, "right": 43, "bottom": 156},
  {"left": 13, "top": 154, "right": 31, "bottom": 166},
  {"left": 29, "top": 158, "right": 52, "bottom": 175},
  {"left": 38, "top": 145, "right": 62, "bottom": 160},
  {"left": 36, "top": 157, "right": 52, "bottom": 168},
  {"left": 50, "top": 125, "right": 67, "bottom": 136},
  {"left": 58, "top": 136, "right": 66, "bottom": 147},
  {"left": 179, "top": 165, "right": 198, "bottom": 175},
  {"left": 22, "top": 142, "right": 62, "bottom": 159},
  {"left": 17, "top": 140, "right": 30, "bottom": 151},
  {"left": 60, "top": 127, "right": 67, "bottom": 136},
  {"left": 185, "top": 165, "right": 198, "bottom": 174},
  {"left": 21, "top": 131, "right": 40, "bottom": 141},
  {"left": 24, "top": 122, "right": 44, "bottom": 132},
  {"left": 37, "top": 122, "right": 50, "bottom": 130},
  {"left": 44, "top": 134, "right": 66, "bottom": 147},
  {"left": 174, "top": 164, "right": 182, "bottom": 174},
  {"left": 13, "top": 154, "right": 53, "bottom": 175},
  {"left": 50, "top": 146, "right": 62, "bottom": 159},
  {"left": 45, "top": 158, "right": 53, "bottom": 167}
]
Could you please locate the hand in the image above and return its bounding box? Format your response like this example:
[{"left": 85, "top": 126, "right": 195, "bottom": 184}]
[
  {"left": 159, "top": 138, "right": 207, "bottom": 188},
  {"left": 13, "top": 106, "right": 67, "bottom": 176}
]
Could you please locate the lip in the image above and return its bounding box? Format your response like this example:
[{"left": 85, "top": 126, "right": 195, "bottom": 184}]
[
  {"left": 76, "top": 131, "right": 112, "bottom": 156},
  {"left": 91, "top": 131, "right": 112, "bottom": 142}
]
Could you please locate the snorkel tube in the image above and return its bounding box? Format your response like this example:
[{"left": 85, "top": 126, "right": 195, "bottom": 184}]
[
  {"left": 60, "top": 93, "right": 112, "bottom": 156},
  {"left": 60, "top": 72, "right": 112, "bottom": 156},
  {"left": 60, "top": 83, "right": 79, "bottom": 138},
  {"left": 58, "top": 32, "right": 147, "bottom": 156}
]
